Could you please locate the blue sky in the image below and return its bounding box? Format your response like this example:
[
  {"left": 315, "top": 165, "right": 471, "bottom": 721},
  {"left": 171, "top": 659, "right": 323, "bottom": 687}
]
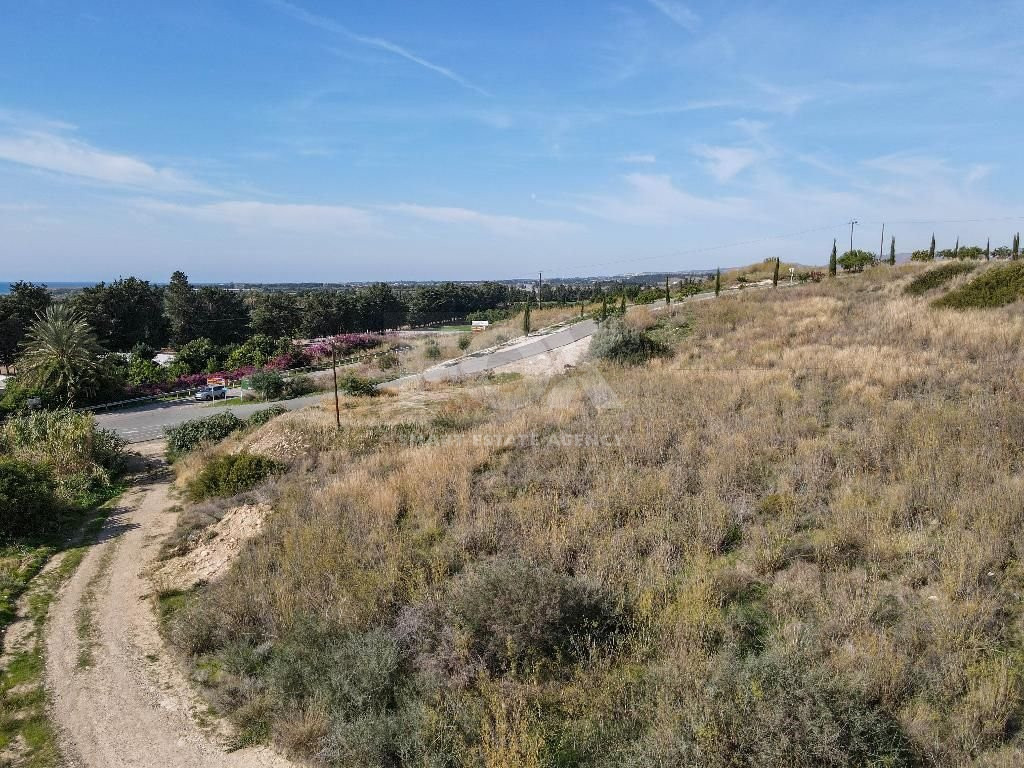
[{"left": 1, "top": 0, "right": 1022, "bottom": 282}]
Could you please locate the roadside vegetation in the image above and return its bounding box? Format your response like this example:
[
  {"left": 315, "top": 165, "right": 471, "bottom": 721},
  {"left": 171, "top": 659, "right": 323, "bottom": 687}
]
[
  {"left": 185, "top": 453, "right": 282, "bottom": 502},
  {"left": 157, "top": 263, "right": 1024, "bottom": 766},
  {"left": 0, "top": 411, "right": 128, "bottom": 766},
  {"left": 903, "top": 261, "right": 977, "bottom": 295},
  {"left": 933, "top": 261, "right": 1024, "bottom": 309},
  {"left": 164, "top": 406, "right": 287, "bottom": 461}
]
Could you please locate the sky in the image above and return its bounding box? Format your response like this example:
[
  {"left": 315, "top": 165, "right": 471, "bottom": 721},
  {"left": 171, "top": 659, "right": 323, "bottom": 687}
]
[{"left": 1, "top": 0, "right": 1022, "bottom": 282}]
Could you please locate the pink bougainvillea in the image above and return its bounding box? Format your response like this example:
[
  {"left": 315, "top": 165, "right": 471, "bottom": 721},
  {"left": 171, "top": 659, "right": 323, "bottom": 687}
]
[{"left": 125, "top": 334, "right": 389, "bottom": 398}]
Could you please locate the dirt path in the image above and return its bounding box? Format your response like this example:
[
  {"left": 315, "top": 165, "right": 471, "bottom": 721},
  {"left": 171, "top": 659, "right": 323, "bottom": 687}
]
[{"left": 45, "top": 456, "right": 294, "bottom": 768}]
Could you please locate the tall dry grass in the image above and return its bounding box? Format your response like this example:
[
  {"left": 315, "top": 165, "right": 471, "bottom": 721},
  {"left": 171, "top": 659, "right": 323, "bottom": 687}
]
[{"left": 168, "top": 265, "right": 1024, "bottom": 767}]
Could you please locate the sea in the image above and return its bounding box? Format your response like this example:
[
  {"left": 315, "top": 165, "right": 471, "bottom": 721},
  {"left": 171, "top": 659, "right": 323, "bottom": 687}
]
[{"left": 0, "top": 281, "right": 93, "bottom": 295}]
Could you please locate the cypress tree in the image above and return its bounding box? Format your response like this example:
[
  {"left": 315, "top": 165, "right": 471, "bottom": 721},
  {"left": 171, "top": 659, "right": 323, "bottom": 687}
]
[
  {"left": 953, "top": 237, "right": 959, "bottom": 259},
  {"left": 929, "top": 233, "right": 936, "bottom": 260},
  {"left": 714, "top": 268, "right": 721, "bottom": 296},
  {"left": 772, "top": 257, "right": 780, "bottom": 287},
  {"left": 600, "top": 293, "right": 608, "bottom": 320},
  {"left": 665, "top": 276, "right": 670, "bottom": 307},
  {"left": 889, "top": 236, "right": 896, "bottom": 265},
  {"left": 619, "top": 294, "right": 626, "bottom": 315},
  {"left": 1014, "top": 233, "right": 1020, "bottom": 260},
  {"left": 522, "top": 300, "right": 531, "bottom": 335},
  {"left": 986, "top": 238, "right": 991, "bottom": 261},
  {"left": 829, "top": 240, "right": 837, "bottom": 277}
]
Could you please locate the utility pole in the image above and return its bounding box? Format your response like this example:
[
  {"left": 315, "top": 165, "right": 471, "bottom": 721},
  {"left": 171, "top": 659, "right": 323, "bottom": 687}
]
[
  {"left": 330, "top": 342, "right": 340, "bottom": 430},
  {"left": 538, "top": 272, "right": 543, "bottom": 309},
  {"left": 849, "top": 219, "right": 858, "bottom": 255},
  {"left": 879, "top": 223, "right": 885, "bottom": 264}
]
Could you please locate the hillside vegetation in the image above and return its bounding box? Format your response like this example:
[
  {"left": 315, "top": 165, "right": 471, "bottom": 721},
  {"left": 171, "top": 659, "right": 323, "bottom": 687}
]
[{"left": 166, "top": 265, "right": 1024, "bottom": 767}]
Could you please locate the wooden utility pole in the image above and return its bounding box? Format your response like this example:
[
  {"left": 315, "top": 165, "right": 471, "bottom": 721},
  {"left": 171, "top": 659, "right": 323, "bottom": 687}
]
[
  {"left": 879, "top": 223, "right": 885, "bottom": 264},
  {"left": 538, "top": 272, "right": 543, "bottom": 309},
  {"left": 331, "top": 343, "right": 340, "bottom": 430}
]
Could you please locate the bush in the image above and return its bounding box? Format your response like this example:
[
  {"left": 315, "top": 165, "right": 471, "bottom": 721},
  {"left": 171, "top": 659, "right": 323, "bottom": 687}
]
[
  {"left": 457, "top": 334, "right": 472, "bottom": 351},
  {"left": 186, "top": 452, "right": 282, "bottom": 501},
  {"left": 249, "top": 370, "right": 286, "bottom": 400},
  {"left": 589, "top": 318, "right": 670, "bottom": 365},
  {"left": 377, "top": 351, "right": 399, "bottom": 371},
  {"left": 282, "top": 374, "right": 317, "bottom": 399},
  {"left": 0, "top": 409, "right": 125, "bottom": 500},
  {"left": 903, "top": 261, "right": 977, "bottom": 296},
  {"left": 932, "top": 262, "right": 1024, "bottom": 309},
  {"left": 339, "top": 375, "right": 379, "bottom": 397},
  {"left": 837, "top": 249, "right": 875, "bottom": 272},
  {"left": 659, "top": 649, "right": 917, "bottom": 767},
  {"left": 449, "top": 558, "right": 619, "bottom": 674},
  {"left": 0, "top": 458, "right": 59, "bottom": 540},
  {"left": 424, "top": 339, "right": 442, "bottom": 360},
  {"left": 165, "top": 411, "right": 244, "bottom": 460},
  {"left": 244, "top": 405, "right": 287, "bottom": 429}
]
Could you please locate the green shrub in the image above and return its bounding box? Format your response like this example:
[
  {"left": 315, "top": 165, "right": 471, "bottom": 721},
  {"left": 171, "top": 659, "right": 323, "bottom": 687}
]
[
  {"left": 449, "top": 558, "right": 619, "bottom": 674},
  {"left": 244, "top": 405, "right": 287, "bottom": 429},
  {"left": 0, "top": 458, "right": 59, "bottom": 540},
  {"left": 589, "top": 318, "right": 671, "bottom": 365},
  {"left": 424, "top": 339, "right": 442, "bottom": 360},
  {"left": 837, "top": 249, "right": 875, "bottom": 272},
  {"left": 0, "top": 409, "right": 124, "bottom": 500},
  {"left": 249, "top": 370, "right": 285, "bottom": 400},
  {"left": 377, "top": 351, "right": 399, "bottom": 371},
  {"left": 185, "top": 452, "right": 282, "bottom": 501},
  {"left": 339, "top": 375, "right": 379, "bottom": 397},
  {"left": 903, "top": 261, "right": 976, "bottom": 296},
  {"left": 165, "top": 411, "right": 244, "bottom": 460},
  {"left": 932, "top": 262, "right": 1024, "bottom": 309},
  {"left": 282, "top": 374, "right": 317, "bottom": 399},
  {"left": 655, "top": 649, "right": 917, "bottom": 767},
  {"left": 457, "top": 334, "right": 472, "bottom": 351}
]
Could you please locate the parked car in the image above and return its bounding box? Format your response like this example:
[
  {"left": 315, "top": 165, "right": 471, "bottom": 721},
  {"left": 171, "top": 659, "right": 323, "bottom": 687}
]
[{"left": 194, "top": 385, "right": 228, "bottom": 401}]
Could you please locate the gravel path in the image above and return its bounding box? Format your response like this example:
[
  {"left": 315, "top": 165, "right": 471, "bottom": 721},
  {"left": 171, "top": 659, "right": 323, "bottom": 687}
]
[{"left": 45, "top": 458, "right": 294, "bottom": 768}]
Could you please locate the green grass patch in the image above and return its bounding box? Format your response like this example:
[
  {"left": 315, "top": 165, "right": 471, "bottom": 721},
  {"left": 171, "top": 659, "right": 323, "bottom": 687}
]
[
  {"left": 933, "top": 261, "right": 1024, "bottom": 309},
  {"left": 157, "top": 588, "right": 194, "bottom": 626},
  {"left": 903, "top": 261, "right": 977, "bottom": 296}
]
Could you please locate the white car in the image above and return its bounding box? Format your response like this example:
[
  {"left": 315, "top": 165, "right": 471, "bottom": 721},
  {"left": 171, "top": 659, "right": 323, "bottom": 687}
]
[{"left": 194, "top": 385, "right": 228, "bottom": 401}]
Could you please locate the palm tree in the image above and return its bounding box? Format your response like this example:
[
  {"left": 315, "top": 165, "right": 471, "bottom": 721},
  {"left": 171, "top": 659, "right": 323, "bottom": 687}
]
[{"left": 18, "top": 304, "right": 103, "bottom": 406}]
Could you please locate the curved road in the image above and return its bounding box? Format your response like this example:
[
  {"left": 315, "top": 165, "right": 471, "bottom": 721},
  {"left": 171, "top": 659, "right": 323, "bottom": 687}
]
[
  {"left": 96, "top": 319, "right": 599, "bottom": 443},
  {"left": 97, "top": 287, "right": 740, "bottom": 445}
]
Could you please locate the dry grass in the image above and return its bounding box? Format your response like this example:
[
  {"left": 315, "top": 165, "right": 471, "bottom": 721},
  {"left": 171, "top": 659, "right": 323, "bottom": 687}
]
[{"left": 167, "top": 264, "right": 1024, "bottom": 767}]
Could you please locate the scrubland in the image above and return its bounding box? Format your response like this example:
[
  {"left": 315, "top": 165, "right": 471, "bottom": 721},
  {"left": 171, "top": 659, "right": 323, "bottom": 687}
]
[{"left": 165, "top": 263, "right": 1024, "bottom": 767}]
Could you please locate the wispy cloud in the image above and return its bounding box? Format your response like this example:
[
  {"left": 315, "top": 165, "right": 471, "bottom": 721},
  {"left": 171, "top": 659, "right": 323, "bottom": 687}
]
[
  {"left": 384, "top": 203, "right": 579, "bottom": 236},
  {"left": 265, "top": 0, "right": 491, "bottom": 97},
  {"left": 136, "top": 199, "right": 374, "bottom": 232},
  {"left": 573, "top": 173, "right": 750, "bottom": 225},
  {"left": 619, "top": 152, "right": 657, "bottom": 164},
  {"left": 647, "top": 0, "right": 699, "bottom": 30},
  {"left": 0, "top": 128, "right": 209, "bottom": 194},
  {"left": 692, "top": 145, "right": 760, "bottom": 182}
]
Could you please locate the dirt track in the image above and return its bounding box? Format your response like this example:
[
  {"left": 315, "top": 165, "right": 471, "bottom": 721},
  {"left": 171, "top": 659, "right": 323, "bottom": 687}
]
[{"left": 45, "top": 452, "right": 293, "bottom": 768}]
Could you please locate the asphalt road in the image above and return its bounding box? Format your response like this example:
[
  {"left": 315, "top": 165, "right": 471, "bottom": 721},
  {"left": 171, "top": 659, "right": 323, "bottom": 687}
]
[
  {"left": 96, "top": 287, "right": 757, "bottom": 444},
  {"left": 95, "top": 391, "right": 330, "bottom": 444},
  {"left": 379, "top": 318, "right": 599, "bottom": 390},
  {"left": 97, "top": 321, "right": 600, "bottom": 442}
]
